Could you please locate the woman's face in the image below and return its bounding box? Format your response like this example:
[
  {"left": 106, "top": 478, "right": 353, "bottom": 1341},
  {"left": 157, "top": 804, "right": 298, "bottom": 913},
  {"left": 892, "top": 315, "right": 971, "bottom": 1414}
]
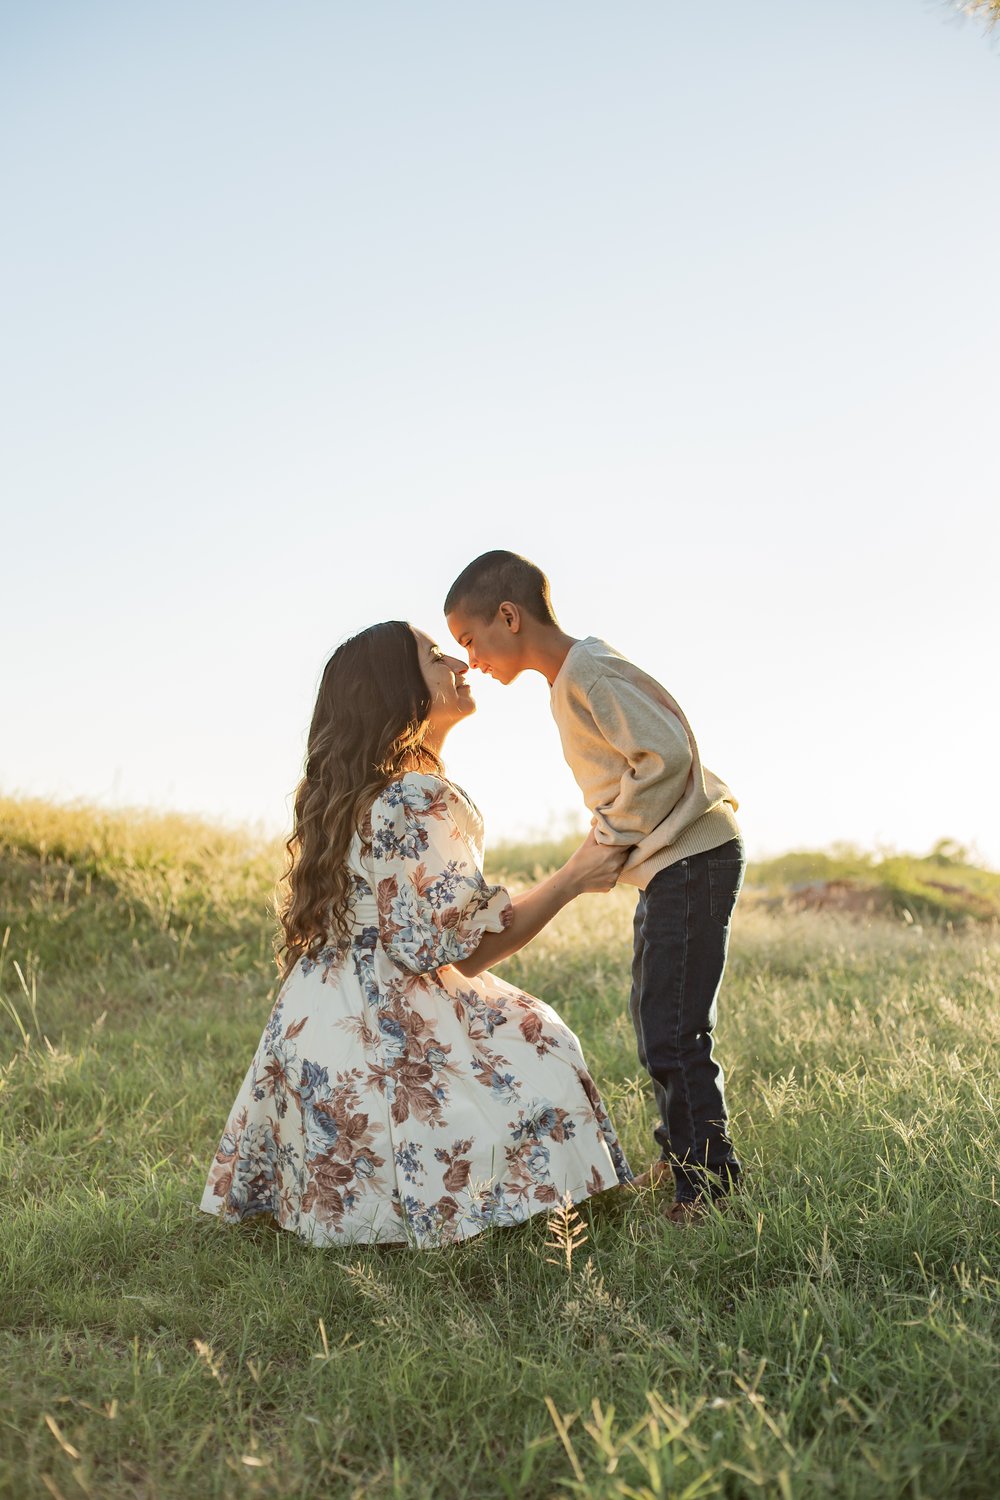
[{"left": 411, "top": 627, "right": 476, "bottom": 738}]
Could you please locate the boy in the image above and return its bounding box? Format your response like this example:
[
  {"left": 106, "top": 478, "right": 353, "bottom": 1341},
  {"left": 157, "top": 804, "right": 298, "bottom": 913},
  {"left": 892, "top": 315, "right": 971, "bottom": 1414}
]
[{"left": 444, "top": 550, "right": 744, "bottom": 1222}]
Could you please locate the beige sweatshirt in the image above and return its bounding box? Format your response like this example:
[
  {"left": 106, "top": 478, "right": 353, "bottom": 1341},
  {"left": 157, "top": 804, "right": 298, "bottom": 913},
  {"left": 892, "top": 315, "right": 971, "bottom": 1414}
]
[{"left": 549, "top": 637, "right": 740, "bottom": 890}]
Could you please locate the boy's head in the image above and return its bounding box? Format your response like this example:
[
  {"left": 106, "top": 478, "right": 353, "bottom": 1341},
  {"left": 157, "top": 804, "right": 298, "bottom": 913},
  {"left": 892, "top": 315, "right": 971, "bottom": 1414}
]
[{"left": 444, "top": 550, "right": 557, "bottom": 684}]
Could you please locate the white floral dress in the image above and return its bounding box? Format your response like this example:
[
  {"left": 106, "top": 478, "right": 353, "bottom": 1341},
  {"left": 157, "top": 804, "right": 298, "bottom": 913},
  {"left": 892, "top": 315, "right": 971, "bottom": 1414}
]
[{"left": 201, "top": 773, "right": 632, "bottom": 1249}]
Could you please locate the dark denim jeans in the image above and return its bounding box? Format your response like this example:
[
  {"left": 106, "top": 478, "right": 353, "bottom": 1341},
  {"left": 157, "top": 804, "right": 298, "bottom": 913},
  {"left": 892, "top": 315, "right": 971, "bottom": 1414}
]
[{"left": 629, "top": 837, "right": 745, "bottom": 1202}]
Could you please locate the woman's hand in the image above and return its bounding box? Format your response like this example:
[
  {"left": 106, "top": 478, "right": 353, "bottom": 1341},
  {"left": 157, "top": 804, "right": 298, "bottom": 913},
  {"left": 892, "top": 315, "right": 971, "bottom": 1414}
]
[
  {"left": 453, "top": 830, "right": 631, "bottom": 978},
  {"left": 561, "top": 829, "right": 631, "bottom": 896}
]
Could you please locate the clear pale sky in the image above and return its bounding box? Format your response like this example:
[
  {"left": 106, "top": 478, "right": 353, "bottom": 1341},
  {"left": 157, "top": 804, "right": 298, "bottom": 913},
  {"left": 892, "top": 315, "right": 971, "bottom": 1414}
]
[{"left": 3, "top": 1, "right": 998, "bottom": 865}]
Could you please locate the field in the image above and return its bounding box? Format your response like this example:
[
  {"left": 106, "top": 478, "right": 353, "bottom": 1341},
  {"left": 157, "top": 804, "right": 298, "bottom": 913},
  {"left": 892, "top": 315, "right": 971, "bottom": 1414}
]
[{"left": 1, "top": 798, "right": 998, "bottom": 1499}]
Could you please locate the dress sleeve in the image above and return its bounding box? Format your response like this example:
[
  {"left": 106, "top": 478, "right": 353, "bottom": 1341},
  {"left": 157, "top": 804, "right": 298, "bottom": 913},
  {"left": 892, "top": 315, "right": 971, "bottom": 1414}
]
[{"left": 368, "top": 776, "right": 513, "bottom": 974}]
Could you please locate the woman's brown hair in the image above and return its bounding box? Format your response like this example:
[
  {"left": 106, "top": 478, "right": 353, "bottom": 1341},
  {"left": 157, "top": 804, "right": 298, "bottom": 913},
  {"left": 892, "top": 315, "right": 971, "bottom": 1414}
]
[{"left": 277, "top": 621, "right": 440, "bottom": 975}]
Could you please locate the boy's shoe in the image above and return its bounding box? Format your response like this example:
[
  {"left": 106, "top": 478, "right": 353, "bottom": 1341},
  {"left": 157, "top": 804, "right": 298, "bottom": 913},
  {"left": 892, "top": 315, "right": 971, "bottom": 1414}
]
[
  {"left": 630, "top": 1159, "right": 673, "bottom": 1191},
  {"left": 663, "top": 1194, "right": 737, "bottom": 1226},
  {"left": 663, "top": 1198, "right": 708, "bottom": 1226}
]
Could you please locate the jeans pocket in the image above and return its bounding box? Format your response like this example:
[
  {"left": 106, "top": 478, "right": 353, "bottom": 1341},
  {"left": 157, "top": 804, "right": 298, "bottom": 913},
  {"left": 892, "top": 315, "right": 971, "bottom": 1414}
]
[{"left": 708, "top": 857, "right": 744, "bottom": 924}]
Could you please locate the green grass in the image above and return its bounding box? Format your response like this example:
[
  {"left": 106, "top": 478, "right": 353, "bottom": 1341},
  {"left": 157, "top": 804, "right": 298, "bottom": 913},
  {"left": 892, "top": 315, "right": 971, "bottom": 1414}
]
[{"left": 1, "top": 798, "right": 998, "bottom": 1497}]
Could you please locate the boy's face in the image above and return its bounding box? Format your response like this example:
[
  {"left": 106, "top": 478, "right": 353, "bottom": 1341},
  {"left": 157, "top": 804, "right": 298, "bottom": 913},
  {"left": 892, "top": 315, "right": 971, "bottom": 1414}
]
[{"left": 446, "top": 603, "right": 524, "bottom": 685}]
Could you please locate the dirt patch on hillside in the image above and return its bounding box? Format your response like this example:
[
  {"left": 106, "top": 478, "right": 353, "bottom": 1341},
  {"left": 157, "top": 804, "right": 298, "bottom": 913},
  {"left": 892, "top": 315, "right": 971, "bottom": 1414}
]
[{"left": 784, "top": 880, "right": 894, "bottom": 917}]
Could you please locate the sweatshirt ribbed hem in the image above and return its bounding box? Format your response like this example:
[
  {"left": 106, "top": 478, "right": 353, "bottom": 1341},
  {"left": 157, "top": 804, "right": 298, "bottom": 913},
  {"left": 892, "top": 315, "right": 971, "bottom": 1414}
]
[{"left": 618, "top": 802, "right": 742, "bottom": 890}]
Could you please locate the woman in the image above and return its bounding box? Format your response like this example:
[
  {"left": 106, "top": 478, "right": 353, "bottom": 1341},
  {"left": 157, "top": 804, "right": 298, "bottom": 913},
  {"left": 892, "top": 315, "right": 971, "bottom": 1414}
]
[{"left": 201, "top": 621, "right": 633, "bottom": 1248}]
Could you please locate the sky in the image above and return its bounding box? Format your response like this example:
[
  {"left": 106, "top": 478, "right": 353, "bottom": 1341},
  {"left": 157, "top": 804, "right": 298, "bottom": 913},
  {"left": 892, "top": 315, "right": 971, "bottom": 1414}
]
[{"left": 2, "top": 0, "right": 999, "bottom": 865}]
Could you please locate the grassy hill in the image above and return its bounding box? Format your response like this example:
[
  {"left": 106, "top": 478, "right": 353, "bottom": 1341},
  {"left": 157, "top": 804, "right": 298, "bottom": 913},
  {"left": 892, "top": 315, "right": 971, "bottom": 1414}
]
[
  {"left": 1, "top": 797, "right": 998, "bottom": 1498},
  {"left": 491, "top": 828, "right": 1000, "bottom": 926}
]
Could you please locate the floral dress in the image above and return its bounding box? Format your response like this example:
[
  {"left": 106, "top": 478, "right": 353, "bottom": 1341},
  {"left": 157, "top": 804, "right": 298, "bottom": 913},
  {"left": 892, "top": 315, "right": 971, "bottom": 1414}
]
[{"left": 201, "top": 773, "right": 632, "bottom": 1249}]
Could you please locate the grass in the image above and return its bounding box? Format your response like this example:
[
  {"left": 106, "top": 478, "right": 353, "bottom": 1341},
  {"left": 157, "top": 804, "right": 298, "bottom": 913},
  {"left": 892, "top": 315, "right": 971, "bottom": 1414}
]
[{"left": 1, "top": 796, "right": 998, "bottom": 1498}]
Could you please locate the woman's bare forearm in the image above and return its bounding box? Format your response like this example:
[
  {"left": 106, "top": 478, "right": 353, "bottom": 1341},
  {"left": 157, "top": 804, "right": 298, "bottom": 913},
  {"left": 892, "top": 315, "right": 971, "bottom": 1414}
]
[
  {"left": 452, "top": 830, "right": 629, "bottom": 980},
  {"left": 453, "top": 869, "right": 577, "bottom": 979}
]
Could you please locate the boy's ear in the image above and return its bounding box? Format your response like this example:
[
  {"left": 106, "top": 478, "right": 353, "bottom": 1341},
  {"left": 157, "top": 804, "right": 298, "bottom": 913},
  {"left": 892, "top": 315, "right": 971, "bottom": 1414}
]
[{"left": 499, "top": 600, "right": 522, "bottom": 633}]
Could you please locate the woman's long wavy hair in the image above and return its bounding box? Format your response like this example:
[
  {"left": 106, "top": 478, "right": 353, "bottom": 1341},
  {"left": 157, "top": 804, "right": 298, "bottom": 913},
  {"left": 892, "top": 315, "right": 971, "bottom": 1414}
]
[{"left": 277, "top": 621, "right": 441, "bottom": 976}]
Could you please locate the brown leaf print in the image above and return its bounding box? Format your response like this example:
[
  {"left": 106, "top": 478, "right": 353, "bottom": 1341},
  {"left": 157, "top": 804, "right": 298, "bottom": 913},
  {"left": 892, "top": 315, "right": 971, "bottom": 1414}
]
[
  {"left": 284, "top": 1015, "right": 308, "bottom": 1040},
  {"left": 422, "top": 788, "right": 451, "bottom": 823},
  {"left": 408, "top": 1086, "right": 445, "bottom": 1123},
  {"left": 313, "top": 1157, "right": 354, "bottom": 1189},
  {"left": 587, "top": 1164, "right": 605, "bottom": 1196},
  {"left": 442, "top": 1157, "right": 472, "bottom": 1193},
  {"left": 534, "top": 1182, "right": 560, "bottom": 1205},
  {"left": 471, "top": 1047, "right": 522, "bottom": 1099},
  {"left": 548, "top": 1123, "right": 569, "bottom": 1144},
  {"left": 575, "top": 1066, "right": 606, "bottom": 1122},
  {"left": 261, "top": 1055, "right": 294, "bottom": 1098},
  {"left": 302, "top": 1182, "right": 344, "bottom": 1221},
  {"left": 377, "top": 875, "right": 399, "bottom": 931},
  {"left": 338, "top": 1014, "right": 378, "bottom": 1048},
  {"left": 519, "top": 1010, "right": 543, "bottom": 1046},
  {"left": 211, "top": 1167, "right": 234, "bottom": 1200},
  {"left": 401, "top": 1060, "right": 435, "bottom": 1086},
  {"left": 395, "top": 970, "right": 431, "bottom": 1001},
  {"left": 577, "top": 1067, "right": 599, "bottom": 1107},
  {"left": 303, "top": 1156, "right": 355, "bottom": 1223},
  {"left": 403, "top": 1009, "right": 428, "bottom": 1040}
]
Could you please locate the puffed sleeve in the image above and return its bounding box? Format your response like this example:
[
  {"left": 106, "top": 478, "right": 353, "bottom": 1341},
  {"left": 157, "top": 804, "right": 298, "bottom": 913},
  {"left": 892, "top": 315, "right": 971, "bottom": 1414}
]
[{"left": 368, "top": 775, "right": 513, "bottom": 974}]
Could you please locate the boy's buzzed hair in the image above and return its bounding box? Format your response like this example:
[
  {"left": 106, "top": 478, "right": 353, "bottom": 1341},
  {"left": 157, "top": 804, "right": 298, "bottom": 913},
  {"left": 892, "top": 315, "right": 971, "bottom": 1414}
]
[{"left": 445, "top": 550, "right": 558, "bottom": 626}]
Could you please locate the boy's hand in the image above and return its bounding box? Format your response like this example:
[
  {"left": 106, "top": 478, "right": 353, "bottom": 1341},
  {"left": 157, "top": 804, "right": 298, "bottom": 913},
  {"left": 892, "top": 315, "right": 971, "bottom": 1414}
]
[{"left": 562, "top": 829, "right": 631, "bottom": 895}]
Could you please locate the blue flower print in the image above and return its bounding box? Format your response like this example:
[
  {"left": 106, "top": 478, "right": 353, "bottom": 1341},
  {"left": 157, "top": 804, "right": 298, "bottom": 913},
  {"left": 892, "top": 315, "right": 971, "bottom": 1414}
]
[
  {"left": 299, "top": 1058, "right": 330, "bottom": 1102},
  {"left": 473, "top": 1058, "right": 520, "bottom": 1104},
  {"left": 394, "top": 1142, "right": 424, "bottom": 1184},
  {"left": 469, "top": 1184, "right": 527, "bottom": 1230},
  {"left": 511, "top": 1102, "right": 576, "bottom": 1145},
  {"left": 229, "top": 1122, "right": 280, "bottom": 1216},
  {"left": 397, "top": 1194, "right": 452, "bottom": 1240},
  {"left": 263, "top": 994, "right": 287, "bottom": 1045},
  {"left": 526, "top": 1143, "right": 551, "bottom": 1179},
  {"left": 455, "top": 988, "right": 507, "bottom": 1039},
  {"left": 372, "top": 821, "right": 430, "bottom": 863},
  {"left": 378, "top": 1013, "right": 408, "bottom": 1060},
  {"left": 302, "top": 1102, "right": 339, "bottom": 1158},
  {"left": 424, "top": 861, "right": 475, "bottom": 910}
]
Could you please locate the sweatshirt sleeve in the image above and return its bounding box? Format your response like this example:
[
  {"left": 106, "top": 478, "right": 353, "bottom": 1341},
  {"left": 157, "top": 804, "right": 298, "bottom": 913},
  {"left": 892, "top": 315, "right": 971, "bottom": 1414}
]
[{"left": 586, "top": 674, "right": 694, "bottom": 845}]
